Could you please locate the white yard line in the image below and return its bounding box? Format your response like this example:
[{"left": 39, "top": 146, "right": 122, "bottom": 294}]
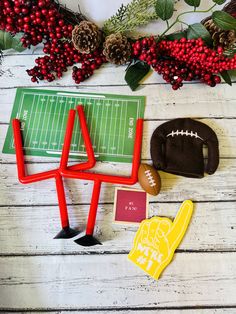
[
  {"left": 121, "top": 101, "right": 128, "bottom": 156},
  {"left": 89, "top": 98, "right": 95, "bottom": 148},
  {"left": 51, "top": 96, "right": 64, "bottom": 149},
  {"left": 43, "top": 95, "right": 55, "bottom": 150},
  {"left": 56, "top": 92, "right": 105, "bottom": 98},
  {"left": 47, "top": 95, "right": 58, "bottom": 151},
  {"left": 92, "top": 99, "right": 100, "bottom": 154},
  {"left": 28, "top": 94, "right": 40, "bottom": 149},
  {"left": 72, "top": 98, "right": 82, "bottom": 151},
  {"left": 57, "top": 96, "right": 69, "bottom": 151},
  {"left": 38, "top": 95, "right": 49, "bottom": 149},
  {"left": 96, "top": 99, "right": 105, "bottom": 154},
  {"left": 33, "top": 95, "right": 47, "bottom": 148},
  {"left": 117, "top": 101, "right": 124, "bottom": 156},
  {"left": 100, "top": 101, "right": 109, "bottom": 154},
  {"left": 46, "top": 150, "right": 99, "bottom": 157}
]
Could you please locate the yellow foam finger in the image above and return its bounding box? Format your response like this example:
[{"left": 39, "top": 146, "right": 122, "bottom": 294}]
[
  {"left": 148, "top": 217, "right": 161, "bottom": 246},
  {"left": 128, "top": 200, "right": 193, "bottom": 280},
  {"left": 129, "top": 220, "right": 150, "bottom": 258},
  {"left": 167, "top": 200, "right": 193, "bottom": 250},
  {"left": 132, "top": 219, "right": 147, "bottom": 247},
  {"left": 157, "top": 218, "right": 172, "bottom": 237},
  {"left": 140, "top": 220, "right": 150, "bottom": 243}
]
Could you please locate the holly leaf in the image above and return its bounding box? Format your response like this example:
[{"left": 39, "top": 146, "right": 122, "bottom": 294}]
[
  {"left": 187, "top": 23, "right": 212, "bottom": 46},
  {"left": 213, "top": 0, "right": 226, "bottom": 4},
  {"left": 0, "top": 31, "right": 25, "bottom": 52},
  {"left": 155, "top": 0, "right": 174, "bottom": 21},
  {"left": 227, "top": 69, "right": 236, "bottom": 81},
  {"left": 125, "top": 60, "right": 150, "bottom": 91},
  {"left": 184, "top": 0, "right": 201, "bottom": 7},
  {"left": 166, "top": 30, "right": 187, "bottom": 40},
  {"left": 212, "top": 11, "right": 236, "bottom": 31},
  {"left": 11, "top": 33, "right": 26, "bottom": 52},
  {"left": 220, "top": 70, "right": 232, "bottom": 86}
]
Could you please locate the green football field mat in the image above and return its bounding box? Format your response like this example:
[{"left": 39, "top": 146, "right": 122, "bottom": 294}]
[{"left": 3, "top": 88, "right": 145, "bottom": 163}]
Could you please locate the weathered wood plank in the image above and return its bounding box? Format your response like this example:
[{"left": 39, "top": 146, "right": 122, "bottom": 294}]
[
  {"left": 0, "top": 55, "right": 164, "bottom": 87},
  {"left": 0, "top": 253, "right": 236, "bottom": 309},
  {"left": 0, "top": 1, "right": 235, "bottom": 312},
  {"left": 3, "top": 310, "right": 235, "bottom": 313},
  {"left": 0, "top": 202, "right": 235, "bottom": 255},
  {"left": 0, "top": 158, "right": 235, "bottom": 206},
  {"left": 1, "top": 116, "right": 235, "bottom": 163},
  {"left": 2, "top": 45, "right": 44, "bottom": 56},
  {"left": 0, "top": 84, "right": 236, "bottom": 124}
]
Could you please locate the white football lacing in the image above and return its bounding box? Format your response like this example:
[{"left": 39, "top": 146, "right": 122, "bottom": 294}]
[
  {"left": 166, "top": 129, "right": 203, "bottom": 141},
  {"left": 144, "top": 170, "right": 156, "bottom": 187}
]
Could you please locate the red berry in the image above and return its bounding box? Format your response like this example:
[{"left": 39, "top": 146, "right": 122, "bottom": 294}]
[
  {"left": 213, "top": 75, "right": 221, "bottom": 84},
  {"left": 38, "top": 1, "right": 45, "bottom": 8},
  {"left": 41, "top": 9, "right": 48, "bottom": 15},
  {"left": 21, "top": 7, "right": 29, "bottom": 15},
  {"left": 58, "top": 19, "right": 64, "bottom": 27},
  {"left": 172, "top": 84, "right": 179, "bottom": 90},
  {"left": 31, "top": 76, "right": 38, "bottom": 83},
  {"left": 6, "top": 17, "right": 13, "bottom": 24},
  {"left": 36, "top": 17, "right": 41, "bottom": 24}
]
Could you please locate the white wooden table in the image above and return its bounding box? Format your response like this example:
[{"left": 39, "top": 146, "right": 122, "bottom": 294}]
[{"left": 0, "top": 1, "right": 236, "bottom": 313}]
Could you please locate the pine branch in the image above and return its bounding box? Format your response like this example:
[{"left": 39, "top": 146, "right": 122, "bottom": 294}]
[{"left": 103, "top": 0, "right": 157, "bottom": 36}]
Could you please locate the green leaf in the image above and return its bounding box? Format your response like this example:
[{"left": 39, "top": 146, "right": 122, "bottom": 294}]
[
  {"left": 155, "top": 0, "right": 174, "bottom": 21},
  {"left": 12, "top": 33, "right": 26, "bottom": 52},
  {"left": 212, "top": 11, "right": 236, "bottom": 31},
  {"left": 166, "top": 30, "right": 187, "bottom": 40},
  {"left": 0, "top": 31, "right": 13, "bottom": 50},
  {"left": 125, "top": 60, "right": 150, "bottom": 91},
  {"left": 187, "top": 23, "right": 212, "bottom": 46},
  {"left": 220, "top": 70, "right": 232, "bottom": 86},
  {"left": 0, "top": 31, "right": 25, "bottom": 52},
  {"left": 227, "top": 69, "right": 236, "bottom": 81},
  {"left": 213, "top": 0, "right": 226, "bottom": 4},
  {"left": 184, "top": 0, "right": 201, "bottom": 7}
]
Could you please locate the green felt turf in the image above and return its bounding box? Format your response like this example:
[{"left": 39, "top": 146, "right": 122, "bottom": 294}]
[{"left": 3, "top": 88, "right": 145, "bottom": 162}]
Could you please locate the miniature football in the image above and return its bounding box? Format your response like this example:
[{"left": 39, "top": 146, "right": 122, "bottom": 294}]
[{"left": 138, "top": 163, "right": 161, "bottom": 196}]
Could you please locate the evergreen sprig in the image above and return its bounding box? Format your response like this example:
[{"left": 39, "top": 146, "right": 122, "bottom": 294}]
[{"left": 103, "top": 0, "right": 157, "bottom": 36}]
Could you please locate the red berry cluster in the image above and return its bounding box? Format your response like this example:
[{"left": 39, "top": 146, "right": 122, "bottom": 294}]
[
  {"left": 27, "top": 40, "right": 106, "bottom": 83},
  {"left": 0, "top": 0, "right": 72, "bottom": 47},
  {"left": 158, "top": 38, "right": 236, "bottom": 79},
  {"left": 132, "top": 37, "right": 236, "bottom": 89},
  {"left": 0, "top": 0, "right": 106, "bottom": 84},
  {"left": 154, "top": 58, "right": 221, "bottom": 89},
  {"left": 72, "top": 54, "right": 106, "bottom": 84}
]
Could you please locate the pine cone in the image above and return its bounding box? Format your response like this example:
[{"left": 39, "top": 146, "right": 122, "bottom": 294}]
[
  {"left": 223, "top": 0, "right": 236, "bottom": 16},
  {"left": 203, "top": 18, "right": 236, "bottom": 50},
  {"left": 72, "top": 21, "right": 102, "bottom": 54},
  {"left": 103, "top": 33, "right": 131, "bottom": 65}
]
